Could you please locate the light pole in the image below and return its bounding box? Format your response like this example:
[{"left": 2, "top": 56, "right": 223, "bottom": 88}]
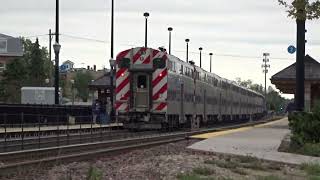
[
  {"left": 209, "top": 53, "right": 213, "bottom": 73},
  {"left": 168, "top": 27, "right": 173, "bottom": 55},
  {"left": 199, "top": 47, "right": 203, "bottom": 68},
  {"left": 53, "top": 42, "right": 61, "bottom": 104},
  {"left": 143, "top": 12, "right": 149, "bottom": 48},
  {"left": 185, "top": 39, "right": 190, "bottom": 63},
  {"left": 111, "top": 0, "right": 114, "bottom": 59},
  {"left": 70, "top": 79, "right": 75, "bottom": 105},
  {"left": 54, "top": 0, "right": 60, "bottom": 105},
  {"left": 109, "top": 59, "right": 116, "bottom": 121}
]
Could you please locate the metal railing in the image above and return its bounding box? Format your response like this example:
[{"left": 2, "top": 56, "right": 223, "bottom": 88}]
[{"left": 0, "top": 113, "right": 120, "bottom": 153}]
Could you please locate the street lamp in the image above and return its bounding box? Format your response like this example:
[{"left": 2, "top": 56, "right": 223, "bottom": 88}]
[
  {"left": 209, "top": 53, "right": 213, "bottom": 73},
  {"left": 45, "top": 78, "right": 50, "bottom": 86},
  {"left": 199, "top": 47, "right": 203, "bottom": 68},
  {"left": 168, "top": 27, "right": 173, "bottom": 55},
  {"left": 53, "top": 42, "right": 61, "bottom": 104},
  {"left": 185, "top": 39, "right": 190, "bottom": 63},
  {"left": 143, "top": 12, "right": 150, "bottom": 48},
  {"left": 70, "top": 79, "right": 75, "bottom": 105}
]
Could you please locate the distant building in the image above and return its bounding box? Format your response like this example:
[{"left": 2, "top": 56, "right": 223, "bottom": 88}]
[
  {"left": 60, "top": 60, "right": 75, "bottom": 72},
  {"left": 0, "top": 33, "right": 23, "bottom": 73}
]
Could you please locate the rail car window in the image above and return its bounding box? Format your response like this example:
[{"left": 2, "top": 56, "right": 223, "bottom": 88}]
[
  {"left": 179, "top": 64, "right": 183, "bottom": 74},
  {"left": 153, "top": 58, "right": 166, "bottom": 69},
  {"left": 118, "top": 58, "right": 130, "bottom": 68},
  {"left": 137, "top": 75, "right": 147, "bottom": 89}
]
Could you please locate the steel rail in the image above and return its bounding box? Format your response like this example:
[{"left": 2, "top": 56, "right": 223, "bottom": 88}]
[{"left": 0, "top": 116, "right": 283, "bottom": 175}]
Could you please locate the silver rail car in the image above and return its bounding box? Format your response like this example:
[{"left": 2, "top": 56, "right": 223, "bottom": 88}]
[{"left": 115, "top": 47, "right": 265, "bottom": 130}]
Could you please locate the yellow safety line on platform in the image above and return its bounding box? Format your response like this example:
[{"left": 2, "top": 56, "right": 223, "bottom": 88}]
[{"left": 191, "top": 118, "right": 287, "bottom": 139}]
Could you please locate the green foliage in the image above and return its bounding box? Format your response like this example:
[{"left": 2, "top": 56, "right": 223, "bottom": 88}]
[
  {"left": 298, "top": 143, "right": 320, "bottom": 157},
  {"left": 235, "top": 78, "right": 290, "bottom": 112},
  {"left": 0, "top": 38, "right": 53, "bottom": 103},
  {"left": 86, "top": 166, "right": 102, "bottom": 180},
  {"left": 74, "top": 71, "right": 93, "bottom": 102},
  {"left": 289, "top": 111, "right": 320, "bottom": 146},
  {"left": 278, "top": 0, "right": 320, "bottom": 20}
]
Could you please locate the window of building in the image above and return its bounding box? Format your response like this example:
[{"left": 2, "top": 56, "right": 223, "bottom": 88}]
[{"left": 0, "top": 39, "right": 7, "bottom": 53}]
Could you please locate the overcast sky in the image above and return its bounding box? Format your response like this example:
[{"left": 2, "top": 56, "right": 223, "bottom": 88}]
[{"left": 2, "top": 0, "right": 320, "bottom": 98}]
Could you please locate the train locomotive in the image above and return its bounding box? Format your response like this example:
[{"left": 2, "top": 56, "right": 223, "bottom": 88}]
[{"left": 115, "top": 47, "right": 265, "bottom": 130}]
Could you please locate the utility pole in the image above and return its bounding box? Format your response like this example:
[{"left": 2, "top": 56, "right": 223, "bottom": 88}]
[
  {"left": 262, "top": 53, "right": 270, "bottom": 108},
  {"left": 49, "top": 29, "right": 53, "bottom": 61}
]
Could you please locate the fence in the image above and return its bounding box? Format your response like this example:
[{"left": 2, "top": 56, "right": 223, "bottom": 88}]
[{"left": 0, "top": 113, "right": 119, "bottom": 153}]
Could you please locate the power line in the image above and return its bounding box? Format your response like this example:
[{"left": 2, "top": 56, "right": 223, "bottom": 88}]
[{"left": 12, "top": 33, "right": 294, "bottom": 61}]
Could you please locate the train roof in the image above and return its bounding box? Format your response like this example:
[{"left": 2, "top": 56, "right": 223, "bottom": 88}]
[{"left": 116, "top": 47, "right": 264, "bottom": 98}]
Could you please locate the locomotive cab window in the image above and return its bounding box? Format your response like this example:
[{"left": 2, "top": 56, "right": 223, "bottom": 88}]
[
  {"left": 118, "top": 58, "right": 130, "bottom": 68},
  {"left": 137, "top": 75, "right": 147, "bottom": 89},
  {"left": 153, "top": 58, "right": 166, "bottom": 69}
]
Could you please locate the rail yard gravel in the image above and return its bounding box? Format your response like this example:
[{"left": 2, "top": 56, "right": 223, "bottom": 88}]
[{"left": 2, "top": 139, "right": 307, "bottom": 180}]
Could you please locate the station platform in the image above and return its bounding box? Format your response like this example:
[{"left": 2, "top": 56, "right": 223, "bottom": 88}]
[
  {"left": 0, "top": 123, "right": 123, "bottom": 134},
  {"left": 189, "top": 118, "right": 320, "bottom": 165}
]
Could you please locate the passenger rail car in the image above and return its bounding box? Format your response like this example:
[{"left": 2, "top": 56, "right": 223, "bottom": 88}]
[{"left": 115, "top": 47, "right": 265, "bottom": 130}]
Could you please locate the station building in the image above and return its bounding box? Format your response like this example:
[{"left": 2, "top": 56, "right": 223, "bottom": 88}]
[{"left": 271, "top": 55, "right": 320, "bottom": 111}]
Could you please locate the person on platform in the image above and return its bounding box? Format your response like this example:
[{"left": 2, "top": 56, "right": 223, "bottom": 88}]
[{"left": 92, "top": 99, "right": 100, "bottom": 124}]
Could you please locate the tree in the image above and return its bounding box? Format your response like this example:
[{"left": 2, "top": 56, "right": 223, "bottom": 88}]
[
  {"left": 278, "top": 0, "right": 320, "bottom": 111},
  {"left": 278, "top": 0, "right": 320, "bottom": 20},
  {"left": 74, "top": 71, "right": 93, "bottom": 102},
  {"left": 0, "top": 38, "right": 53, "bottom": 103},
  {"left": 235, "top": 78, "right": 291, "bottom": 112}
]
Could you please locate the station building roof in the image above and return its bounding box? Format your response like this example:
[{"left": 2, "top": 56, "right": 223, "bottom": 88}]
[{"left": 271, "top": 55, "right": 320, "bottom": 93}]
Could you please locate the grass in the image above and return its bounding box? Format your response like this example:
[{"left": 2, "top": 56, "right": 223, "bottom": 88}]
[
  {"left": 256, "top": 175, "right": 283, "bottom": 180},
  {"left": 301, "top": 163, "right": 320, "bottom": 176},
  {"left": 204, "top": 159, "right": 238, "bottom": 169},
  {"left": 86, "top": 166, "right": 103, "bottom": 180},
  {"left": 237, "top": 155, "right": 259, "bottom": 163},
  {"left": 192, "top": 167, "right": 215, "bottom": 176},
  {"left": 177, "top": 173, "right": 216, "bottom": 180},
  {"left": 298, "top": 143, "right": 320, "bottom": 157},
  {"left": 309, "top": 176, "right": 320, "bottom": 180},
  {"left": 230, "top": 167, "right": 248, "bottom": 175}
]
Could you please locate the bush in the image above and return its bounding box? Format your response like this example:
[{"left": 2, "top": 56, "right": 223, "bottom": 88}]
[{"left": 288, "top": 111, "right": 320, "bottom": 146}]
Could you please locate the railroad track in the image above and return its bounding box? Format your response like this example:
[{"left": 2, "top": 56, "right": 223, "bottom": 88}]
[
  {"left": 0, "top": 130, "right": 159, "bottom": 153},
  {"left": 0, "top": 116, "right": 282, "bottom": 175}
]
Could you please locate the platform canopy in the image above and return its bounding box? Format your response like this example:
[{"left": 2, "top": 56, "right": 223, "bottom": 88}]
[{"left": 271, "top": 55, "right": 320, "bottom": 111}]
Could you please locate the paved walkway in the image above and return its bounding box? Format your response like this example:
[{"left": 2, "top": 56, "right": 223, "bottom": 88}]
[{"left": 189, "top": 118, "right": 320, "bottom": 165}]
